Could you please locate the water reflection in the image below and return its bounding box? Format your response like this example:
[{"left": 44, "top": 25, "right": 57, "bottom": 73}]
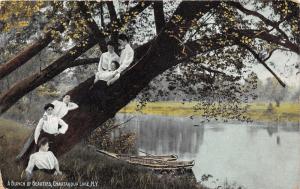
[
  {"left": 116, "top": 114, "right": 300, "bottom": 189},
  {"left": 276, "top": 136, "right": 280, "bottom": 145},
  {"left": 116, "top": 114, "right": 204, "bottom": 157},
  {"left": 266, "top": 126, "right": 278, "bottom": 136}
]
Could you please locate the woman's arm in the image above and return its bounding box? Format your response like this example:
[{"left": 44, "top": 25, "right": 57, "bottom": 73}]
[
  {"left": 107, "top": 73, "right": 120, "bottom": 86},
  {"left": 117, "top": 49, "right": 134, "bottom": 73},
  {"left": 34, "top": 118, "right": 44, "bottom": 144},
  {"left": 52, "top": 153, "right": 62, "bottom": 175},
  {"left": 97, "top": 54, "right": 104, "bottom": 72},
  {"left": 58, "top": 119, "right": 68, "bottom": 134},
  {"left": 67, "top": 102, "right": 79, "bottom": 111},
  {"left": 25, "top": 155, "right": 35, "bottom": 179}
]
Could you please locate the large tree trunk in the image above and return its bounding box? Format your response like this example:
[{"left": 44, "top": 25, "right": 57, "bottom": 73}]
[
  {"left": 16, "top": 1, "right": 220, "bottom": 162},
  {"left": 0, "top": 32, "right": 235, "bottom": 116},
  {"left": 46, "top": 1, "right": 220, "bottom": 157}
]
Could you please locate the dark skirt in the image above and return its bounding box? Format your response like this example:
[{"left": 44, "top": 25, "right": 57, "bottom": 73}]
[{"left": 33, "top": 166, "right": 56, "bottom": 174}]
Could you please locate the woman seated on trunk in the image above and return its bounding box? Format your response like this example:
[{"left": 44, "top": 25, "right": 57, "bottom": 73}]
[
  {"left": 94, "top": 60, "right": 120, "bottom": 85},
  {"left": 34, "top": 103, "right": 68, "bottom": 144}
]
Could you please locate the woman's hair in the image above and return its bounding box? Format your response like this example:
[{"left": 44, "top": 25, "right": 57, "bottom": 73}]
[
  {"left": 118, "top": 34, "right": 129, "bottom": 42},
  {"left": 38, "top": 137, "right": 49, "bottom": 148},
  {"left": 111, "top": 61, "right": 120, "bottom": 69},
  {"left": 107, "top": 40, "right": 115, "bottom": 47},
  {"left": 44, "top": 103, "right": 54, "bottom": 111}
]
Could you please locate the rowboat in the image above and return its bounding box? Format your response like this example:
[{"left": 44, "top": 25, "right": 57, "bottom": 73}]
[
  {"left": 118, "top": 154, "right": 178, "bottom": 162},
  {"left": 96, "top": 149, "right": 178, "bottom": 161},
  {"left": 96, "top": 149, "right": 194, "bottom": 172}
]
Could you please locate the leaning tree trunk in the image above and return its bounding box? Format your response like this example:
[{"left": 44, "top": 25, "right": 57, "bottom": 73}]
[
  {"left": 13, "top": 1, "right": 220, "bottom": 162},
  {"left": 0, "top": 22, "right": 65, "bottom": 80},
  {"left": 43, "top": 1, "right": 220, "bottom": 158}
]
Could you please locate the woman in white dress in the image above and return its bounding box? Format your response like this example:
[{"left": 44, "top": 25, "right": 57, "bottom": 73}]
[
  {"left": 94, "top": 41, "right": 119, "bottom": 83},
  {"left": 107, "top": 34, "right": 134, "bottom": 85}
]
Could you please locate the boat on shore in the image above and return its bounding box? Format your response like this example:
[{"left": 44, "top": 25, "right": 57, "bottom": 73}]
[
  {"left": 96, "top": 149, "right": 178, "bottom": 161},
  {"left": 95, "top": 149, "right": 194, "bottom": 172}
]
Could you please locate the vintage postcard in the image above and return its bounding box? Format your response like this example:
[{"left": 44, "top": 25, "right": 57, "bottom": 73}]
[{"left": 0, "top": 1, "right": 299, "bottom": 189}]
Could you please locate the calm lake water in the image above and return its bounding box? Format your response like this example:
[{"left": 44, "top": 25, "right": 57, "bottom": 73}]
[{"left": 116, "top": 114, "right": 300, "bottom": 189}]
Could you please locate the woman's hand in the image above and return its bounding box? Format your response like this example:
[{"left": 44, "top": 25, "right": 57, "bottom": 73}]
[{"left": 54, "top": 170, "right": 62, "bottom": 175}]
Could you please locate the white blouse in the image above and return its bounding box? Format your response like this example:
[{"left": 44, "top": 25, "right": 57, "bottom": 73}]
[
  {"left": 34, "top": 114, "right": 68, "bottom": 143},
  {"left": 117, "top": 44, "right": 134, "bottom": 73},
  {"left": 95, "top": 70, "right": 118, "bottom": 82},
  {"left": 51, "top": 100, "right": 78, "bottom": 119},
  {"left": 98, "top": 52, "right": 119, "bottom": 72},
  {"left": 25, "top": 151, "right": 58, "bottom": 174},
  {"left": 0, "top": 170, "right": 4, "bottom": 188}
]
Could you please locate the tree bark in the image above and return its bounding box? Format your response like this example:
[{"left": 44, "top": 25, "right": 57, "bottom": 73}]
[
  {"left": 16, "top": 1, "right": 219, "bottom": 162},
  {"left": 77, "top": 1, "right": 107, "bottom": 51},
  {"left": 0, "top": 23, "right": 65, "bottom": 80},
  {"left": 106, "top": 1, "right": 120, "bottom": 50},
  {"left": 44, "top": 1, "right": 220, "bottom": 157},
  {"left": 4, "top": 1, "right": 297, "bottom": 163},
  {"left": 234, "top": 29, "right": 299, "bottom": 54},
  {"left": 153, "top": 1, "right": 165, "bottom": 34},
  {"left": 0, "top": 2, "right": 151, "bottom": 115}
]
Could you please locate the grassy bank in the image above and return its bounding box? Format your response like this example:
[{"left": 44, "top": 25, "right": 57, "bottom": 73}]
[
  {"left": 0, "top": 119, "right": 202, "bottom": 189},
  {"left": 120, "top": 101, "right": 300, "bottom": 123}
]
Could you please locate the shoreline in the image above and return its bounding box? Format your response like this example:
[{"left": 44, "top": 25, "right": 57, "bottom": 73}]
[{"left": 119, "top": 101, "right": 300, "bottom": 123}]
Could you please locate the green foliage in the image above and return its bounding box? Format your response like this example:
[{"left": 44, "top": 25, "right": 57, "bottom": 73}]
[
  {"left": 86, "top": 119, "right": 136, "bottom": 154},
  {"left": 0, "top": 120, "right": 201, "bottom": 189},
  {"left": 0, "top": 0, "right": 299, "bottom": 122}
]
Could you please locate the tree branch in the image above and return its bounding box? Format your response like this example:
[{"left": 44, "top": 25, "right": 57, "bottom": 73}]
[
  {"left": 230, "top": 29, "right": 299, "bottom": 54},
  {"left": 0, "top": 2, "right": 152, "bottom": 115},
  {"left": 106, "top": 1, "right": 120, "bottom": 49},
  {"left": 71, "top": 58, "right": 99, "bottom": 67},
  {"left": 16, "top": 1, "right": 221, "bottom": 160},
  {"left": 227, "top": 2, "right": 290, "bottom": 41},
  {"left": 106, "top": 1, "right": 119, "bottom": 24},
  {"left": 262, "top": 48, "right": 285, "bottom": 62},
  {"left": 102, "top": 116, "right": 135, "bottom": 134},
  {"left": 0, "top": 20, "right": 66, "bottom": 80},
  {"left": 77, "top": 1, "right": 107, "bottom": 52},
  {"left": 100, "top": 2, "right": 104, "bottom": 27},
  {"left": 153, "top": 1, "right": 165, "bottom": 34},
  {"left": 240, "top": 43, "right": 286, "bottom": 87}
]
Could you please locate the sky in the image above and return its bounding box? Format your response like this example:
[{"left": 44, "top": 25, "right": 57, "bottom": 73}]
[
  {"left": 250, "top": 50, "right": 299, "bottom": 88},
  {"left": 244, "top": 1, "right": 300, "bottom": 88}
]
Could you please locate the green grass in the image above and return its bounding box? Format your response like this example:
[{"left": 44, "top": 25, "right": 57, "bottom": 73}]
[
  {"left": 0, "top": 119, "right": 203, "bottom": 189},
  {"left": 120, "top": 101, "right": 300, "bottom": 122},
  {"left": 247, "top": 102, "right": 300, "bottom": 122}
]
